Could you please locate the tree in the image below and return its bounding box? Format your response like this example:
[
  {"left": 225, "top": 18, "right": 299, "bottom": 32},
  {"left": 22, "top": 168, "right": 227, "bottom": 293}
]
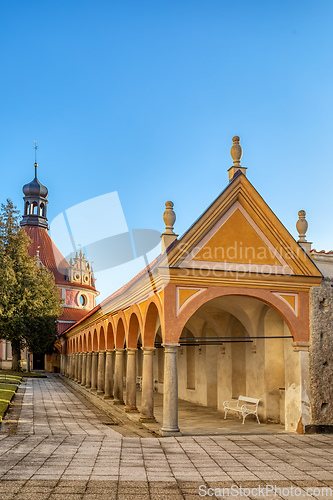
[{"left": 0, "top": 200, "right": 62, "bottom": 370}]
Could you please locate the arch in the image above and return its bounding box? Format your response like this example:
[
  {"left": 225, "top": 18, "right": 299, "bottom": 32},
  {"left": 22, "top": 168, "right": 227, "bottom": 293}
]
[
  {"left": 40, "top": 202, "right": 45, "bottom": 217},
  {"left": 83, "top": 333, "right": 87, "bottom": 352},
  {"left": 127, "top": 304, "right": 144, "bottom": 332},
  {"left": 143, "top": 301, "right": 161, "bottom": 347},
  {"left": 106, "top": 321, "right": 114, "bottom": 349},
  {"left": 92, "top": 329, "right": 98, "bottom": 351},
  {"left": 25, "top": 201, "right": 30, "bottom": 215},
  {"left": 175, "top": 288, "right": 303, "bottom": 343},
  {"left": 87, "top": 331, "right": 92, "bottom": 351},
  {"left": 115, "top": 318, "right": 125, "bottom": 348},
  {"left": 127, "top": 312, "right": 141, "bottom": 348},
  {"left": 32, "top": 201, "right": 38, "bottom": 215},
  {"left": 99, "top": 325, "right": 106, "bottom": 350}
]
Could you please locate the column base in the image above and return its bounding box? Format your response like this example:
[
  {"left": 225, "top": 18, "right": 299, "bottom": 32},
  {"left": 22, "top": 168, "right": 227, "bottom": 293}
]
[
  {"left": 139, "top": 415, "right": 156, "bottom": 423},
  {"left": 96, "top": 390, "right": 104, "bottom": 395},
  {"left": 85, "top": 384, "right": 91, "bottom": 389},
  {"left": 124, "top": 406, "right": 139, "bottom": 413},
  {"left": 113, "top": 399, "right": 125, "bottom": 405},
  {"left": 103, "top": 395, "right": 113, "bottom": 400},
  {"left": 160, "top": 427, "right": 181, "bottom": 437}
]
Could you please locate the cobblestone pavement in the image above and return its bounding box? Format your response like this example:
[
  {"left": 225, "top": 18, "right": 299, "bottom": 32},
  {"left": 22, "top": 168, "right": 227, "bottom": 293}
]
[{"left": 0, "top": 377, "right": 333, "bottom": 499}]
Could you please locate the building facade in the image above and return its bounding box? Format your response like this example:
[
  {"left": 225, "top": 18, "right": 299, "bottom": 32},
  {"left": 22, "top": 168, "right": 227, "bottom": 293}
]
[{"left": 60, "top": 137, "right": 333, "bottom": 434}]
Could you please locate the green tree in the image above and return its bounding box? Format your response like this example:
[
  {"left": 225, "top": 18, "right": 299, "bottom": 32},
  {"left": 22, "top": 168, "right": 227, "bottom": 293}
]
[{"left": 0, "top": 199, "right": 62, "bottom": 370}]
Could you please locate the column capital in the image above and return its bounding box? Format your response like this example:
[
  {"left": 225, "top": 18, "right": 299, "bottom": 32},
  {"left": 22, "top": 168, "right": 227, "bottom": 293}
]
[
  {"left": 126, "top": 347, "right": 138, "bottom": 353},
  {"left": 115, "top": 348, "right": 125, "bottom": 353},
  {"left": 162, "top": 343, "right": 180, "bottom": 352},
  {"left": 106, "top": 349, "right": 114, "bottom": 354},
  {"left": 141, "top": 346, "right": 156, "bottom": 352},
  {"left": 292, "top": 341, "right": 310, "bottom": 352}
]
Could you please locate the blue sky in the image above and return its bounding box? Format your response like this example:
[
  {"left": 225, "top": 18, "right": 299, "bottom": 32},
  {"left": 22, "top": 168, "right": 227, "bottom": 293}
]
[{"left": 1, "top": 1, "right": 332, "bottom": 299}]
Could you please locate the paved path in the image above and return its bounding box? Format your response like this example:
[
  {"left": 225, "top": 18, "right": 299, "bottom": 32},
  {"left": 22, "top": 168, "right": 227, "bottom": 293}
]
[{"left": 0, "top": 376, "right": 333, "bottom": 498}]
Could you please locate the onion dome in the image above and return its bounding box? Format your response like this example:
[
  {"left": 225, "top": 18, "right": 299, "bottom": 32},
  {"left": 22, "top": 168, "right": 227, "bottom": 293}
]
[
  {"left": 20, "top": 162, "right": 49, "bottom": 230},
  {"left": 23, "top": 163, "right": 48, "bottom": 198}
]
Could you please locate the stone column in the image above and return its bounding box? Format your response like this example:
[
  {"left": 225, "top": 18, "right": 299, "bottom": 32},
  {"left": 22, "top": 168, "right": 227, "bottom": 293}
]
[
  {"left": 67, "top": 354, "right": 71, "bottom": 378},
  {"left": 160, "top": 344, "right": 181, "bottom": 436},
  {"left": 91, "top": 351, "right": 98, "bottom": 391},
  {"left": 97, "top": 351, "right": 106, "bottom": 395},
  {"left": 104, "top": 350, "right": 114, "bottom": 399},
  {"left": 86, "top": 352, "right": 92, "bottom": 389},
  {"left": 285, "top": 342, "right": 311, "bottom": 433},
  {"left": 77, "top": 353, "right": 82, "bottom": 383},
  {"left": 74, "top": 353, "right": 79, "bottom": 382},
  {"left": 139, "top": 347, "right": 156, "bottom": 422},
  {"left": 81, "top": 352, "right": 87, "bottom": 386},
  {"left": 113, "top": 349, "right": 125, "bottom": 404},
  {"left": 125, "top": 348, "right": 138, "bottom": 412},
  {"left": 71, "top": 354, "right": 75, "bottom": 380}
]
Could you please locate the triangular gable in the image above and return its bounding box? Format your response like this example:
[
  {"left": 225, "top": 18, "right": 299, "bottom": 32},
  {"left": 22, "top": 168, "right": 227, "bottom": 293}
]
[
  {"left": 179, "top": 201, "right": 293, "bottom": 274},
  {"left": 167, "top": 174, "right": 322, "bottom": 277}
]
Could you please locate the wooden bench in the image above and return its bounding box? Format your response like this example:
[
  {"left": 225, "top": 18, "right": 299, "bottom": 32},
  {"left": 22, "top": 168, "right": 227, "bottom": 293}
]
[{"left": 223, "top": 396, "right": 261, "bottom": 424}]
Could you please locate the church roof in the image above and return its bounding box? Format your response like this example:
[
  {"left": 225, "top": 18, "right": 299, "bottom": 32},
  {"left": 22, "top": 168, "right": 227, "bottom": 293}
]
[
  {"left": 58, "top": 307, "right": 91, "bottom": 322},
  {"left": 23, "top": 170, "right": 48, "bottom": 198},
  {"left": 24, "top": 226, "right": 97, "bottom": 291}
]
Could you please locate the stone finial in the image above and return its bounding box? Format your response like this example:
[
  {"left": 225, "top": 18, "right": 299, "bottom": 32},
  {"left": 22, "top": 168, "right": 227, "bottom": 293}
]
[
  {"left": 161, "top": 201, "right": 178, "bottom": 252},
  {"left": 296, "top": 210, "right": 312, "bottom": 254},
  {"left": 228, "top": 136, "right": 247, "bottom": 181},
  {"left": 296, "top": 210, "right": 308, "bottom": 242},
  {"left": 163, "top": 201, "right": 176, "bottom": 235},
  {"left": 231, "top": 136, "right": 243, "bottom": 167}
]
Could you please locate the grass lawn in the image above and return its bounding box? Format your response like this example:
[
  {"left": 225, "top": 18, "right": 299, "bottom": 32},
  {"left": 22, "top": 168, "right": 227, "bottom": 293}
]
[
  {"left": 0, "top": 381, "right": 19, "bottom": 421},
  {"left": 0, "top": 369, "right": 47, "bottom": 379}
]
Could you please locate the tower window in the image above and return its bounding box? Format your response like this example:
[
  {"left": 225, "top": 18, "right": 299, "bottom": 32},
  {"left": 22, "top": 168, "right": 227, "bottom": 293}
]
[{"left": 79, "top": 294, "right": 87, "bottom": 307}]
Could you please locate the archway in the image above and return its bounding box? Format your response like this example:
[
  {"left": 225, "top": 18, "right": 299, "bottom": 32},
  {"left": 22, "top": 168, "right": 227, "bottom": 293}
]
[{"left": 177, "top": 294, "right": 296, "bottom": 429}]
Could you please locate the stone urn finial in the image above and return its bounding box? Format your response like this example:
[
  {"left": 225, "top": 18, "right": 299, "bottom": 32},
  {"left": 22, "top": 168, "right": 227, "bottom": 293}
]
[
  {"left": 161, "top": 201, "right": 178, "bottom": 252},
  {"left": 296, "top": 210, "right": 308, "bottom": 242},
  {"left": 228, "top": 136, "right": 247, "bottom": 181},
  {"left": 231, "top": 136, "right": 243, "bottom": 167},
  {"left": 163, "top": 201, "right": 176, "bottom": 235}
]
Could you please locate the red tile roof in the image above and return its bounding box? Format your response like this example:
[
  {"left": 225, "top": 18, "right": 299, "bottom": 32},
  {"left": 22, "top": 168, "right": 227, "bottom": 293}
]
[
  {"left": 311, "top": 249, "right": 333, "bottom": 255},
  {"left": 58, "top": 307, "right": 91, "bottom": 322},
  {"left": 23, "top": 226, "right": 96, "bottom": 291}
]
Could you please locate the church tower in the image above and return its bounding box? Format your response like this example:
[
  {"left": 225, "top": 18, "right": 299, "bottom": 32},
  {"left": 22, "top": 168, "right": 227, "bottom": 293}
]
[
  {"left": 18, "top": 150, "right": 99, "bottom": 371},
  {"left": 21, "top": 161, "right": 49, "bottom": 229}
]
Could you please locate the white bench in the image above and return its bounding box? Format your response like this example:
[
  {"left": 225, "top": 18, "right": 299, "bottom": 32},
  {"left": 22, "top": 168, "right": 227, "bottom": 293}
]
[{"left": 223, "top": 396, "right": 261, "bottom": 424}]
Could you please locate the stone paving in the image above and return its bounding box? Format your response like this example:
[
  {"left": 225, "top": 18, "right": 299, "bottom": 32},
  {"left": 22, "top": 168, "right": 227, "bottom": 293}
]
[{"left": 0, "top": 376, "right": 333, "bottom": 498}]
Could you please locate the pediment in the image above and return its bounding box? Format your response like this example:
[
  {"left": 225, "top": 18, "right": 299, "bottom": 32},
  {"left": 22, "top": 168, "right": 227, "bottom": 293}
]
[
  {"left": 168, "top": 174, "right": 321, "bottom": 278},
  {"left": 179, "top": 202, "right": 293, "bottom": 274}
]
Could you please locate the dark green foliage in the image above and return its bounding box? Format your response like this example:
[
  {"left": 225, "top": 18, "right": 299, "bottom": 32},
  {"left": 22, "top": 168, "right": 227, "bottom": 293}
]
[{"left": 0, "top": 200, "right": 62, "bottom": 369}]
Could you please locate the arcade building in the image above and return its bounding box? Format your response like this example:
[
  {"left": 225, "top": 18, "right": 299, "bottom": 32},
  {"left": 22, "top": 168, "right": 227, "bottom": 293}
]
[{"left": 59, "top": 137, "right": 333, "bottom": 435}]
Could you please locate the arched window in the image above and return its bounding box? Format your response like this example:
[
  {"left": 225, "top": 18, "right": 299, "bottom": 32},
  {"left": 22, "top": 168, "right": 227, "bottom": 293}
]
[
  {"left": 40, "top": 203, "right": 45, "bottom": 217},
  {"left": 25, "top": 201, "right": 30, "bottom": 215},
  {"left": 32, "top": 202, "right": 38, "bottom": 215}
]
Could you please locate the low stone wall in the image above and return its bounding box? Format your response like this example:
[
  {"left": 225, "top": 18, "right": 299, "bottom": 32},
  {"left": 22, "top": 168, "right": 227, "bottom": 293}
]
[{"left": 309, "top": 278, "right": 333, "bottom": 425}]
